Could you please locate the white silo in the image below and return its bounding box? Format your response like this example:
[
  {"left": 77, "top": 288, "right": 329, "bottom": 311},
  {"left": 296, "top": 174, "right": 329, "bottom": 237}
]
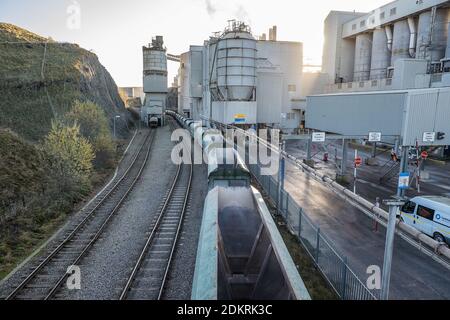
[
  {"left": 370, "top": 28, "right": 391, "bottom": 79},
  {"left": 416, "top": 8, "right": 450, "bottom": 62},
  {"left": 391, "top": 20, "right": 411, "bottom": 66},
  {"left": 353, "top": 33, "right": 372, "bottom": 81},
  {"left": 216, "top": 21, "right": 257, "bottom": 101},
  {"left": 142, "top": 36, "right": 168, "bottom": 126}
]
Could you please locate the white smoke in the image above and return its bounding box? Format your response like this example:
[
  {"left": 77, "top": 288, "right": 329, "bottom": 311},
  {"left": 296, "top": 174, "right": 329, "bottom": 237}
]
[
  {"left": 205, "top": 0, "right": 216, "bottom": 17},
  {"left": 234, "top": 4, "right": 251, "bottom": 24}
]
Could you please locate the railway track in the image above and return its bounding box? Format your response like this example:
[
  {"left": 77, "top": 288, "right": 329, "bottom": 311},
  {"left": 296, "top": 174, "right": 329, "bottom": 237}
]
[
  {"left": 5, "top": 129, "right": 156, "bottom": 300},
  {"left": 119, "top": 119, "right": 193, "bottom": 300}
]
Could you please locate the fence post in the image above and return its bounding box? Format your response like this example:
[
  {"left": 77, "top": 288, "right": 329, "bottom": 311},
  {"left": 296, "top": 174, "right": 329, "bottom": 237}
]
[
  {"left": 341, "top": 257, "right": 348, "bottom": 300},
  {"left": 315, "top": 228, "right": 321, "bottom": 264},
  {"left": 285, "top": 193, "right": 289, "bottom": 221},
  {"left": 298, "top": 208, "right": 302, "bottom": 238}
]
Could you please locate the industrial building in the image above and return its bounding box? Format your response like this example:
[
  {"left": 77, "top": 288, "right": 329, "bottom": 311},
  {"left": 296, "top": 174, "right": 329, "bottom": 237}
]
[
  {"left": 141, "top": 36, "right": 168, "bottom": 126},
  {"left": 177, "top": 21, "right": 325, "bottom": 133},
  {"left": 306, "top": 0, "right": 450, "bottom": 161},
  {"left": 321, "top": 0, "right": 450, "bottom": 92}
]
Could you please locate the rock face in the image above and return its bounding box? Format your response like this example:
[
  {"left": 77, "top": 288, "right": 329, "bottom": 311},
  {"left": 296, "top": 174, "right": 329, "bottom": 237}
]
[{"left": 0, "top": 22, "right": 132, "bottom": 141}]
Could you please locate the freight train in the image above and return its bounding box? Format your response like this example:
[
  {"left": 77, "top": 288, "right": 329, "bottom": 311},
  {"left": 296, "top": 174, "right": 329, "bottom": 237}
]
[{"left": 166, "top": 110, "right": 311, "bottom": 300}]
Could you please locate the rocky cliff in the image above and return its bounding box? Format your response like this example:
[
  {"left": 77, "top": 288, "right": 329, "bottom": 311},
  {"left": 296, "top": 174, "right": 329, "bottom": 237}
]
[{"left": 0, "top": 22, "right": 132, "bottom": 141}]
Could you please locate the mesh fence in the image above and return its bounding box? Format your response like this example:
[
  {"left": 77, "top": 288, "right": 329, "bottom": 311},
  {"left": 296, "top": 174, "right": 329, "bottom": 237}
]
[{"left": 249, "top": 163, "right": 378, "bottom": 300}]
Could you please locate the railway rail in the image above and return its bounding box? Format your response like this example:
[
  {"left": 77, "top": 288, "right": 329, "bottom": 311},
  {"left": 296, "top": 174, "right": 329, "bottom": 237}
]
[
  {"left": 119, "top": 118, "right": 193, "bottom": 300},
  {"left": 5, "top": 129, "right": 156, "bottom": 300}
]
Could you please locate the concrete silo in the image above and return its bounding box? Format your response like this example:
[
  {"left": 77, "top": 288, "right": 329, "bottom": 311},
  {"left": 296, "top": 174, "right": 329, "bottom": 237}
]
[
  {"left": 353, "top": 33, "right": 372, "bottom": 81},
  {"left": 370, "top": 27, "right": 391, "bottom": 79},
  {"left": 391, "top": 20, "right": 411, "bottom": 66},
  {"left": 417, "top": 8, "right": 450, "bottom": 63},
  {"left": 142, "top": 36, "right": 168, "bottom": 126}
]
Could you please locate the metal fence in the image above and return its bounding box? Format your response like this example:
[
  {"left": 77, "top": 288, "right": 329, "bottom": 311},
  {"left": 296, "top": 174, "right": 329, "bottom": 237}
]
[{"left": 249, "top": 164, "right": 378, "bottom": 300}]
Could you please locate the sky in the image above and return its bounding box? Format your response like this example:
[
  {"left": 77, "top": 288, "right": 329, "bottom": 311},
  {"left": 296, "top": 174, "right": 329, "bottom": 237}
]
[{"left": 0, "top": 0, "right": 388, "bottom": 87}]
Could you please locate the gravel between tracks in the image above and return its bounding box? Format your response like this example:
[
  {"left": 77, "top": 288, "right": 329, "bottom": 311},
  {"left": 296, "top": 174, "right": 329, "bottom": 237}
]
[
  {"left": 55, "top": 125, "right": 177, "bottom": 300},
  {"left": 1, "top": 123, "right": 209, "bottom": 300}
]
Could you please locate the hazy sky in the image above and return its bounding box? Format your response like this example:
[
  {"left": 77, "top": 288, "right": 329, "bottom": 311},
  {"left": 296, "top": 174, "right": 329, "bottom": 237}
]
[{"left": 0, "top": 0, "right": 387, "bottom": 87}]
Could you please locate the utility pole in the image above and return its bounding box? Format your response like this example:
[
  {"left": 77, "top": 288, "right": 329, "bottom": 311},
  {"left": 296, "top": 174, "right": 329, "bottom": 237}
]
[
  {"left": 277, "top": 141, "right": 286, "bottom": 214},
  {"left": 380, "top": 198, "right": 406, "bottom": 300},
  {"left": 397, "top": 145, "right": 409, "bottom": 197},
  {"left": 353, "top": 149, "right": 358, "bottom": 194},
  {"left": 340, "top": 139, "right": 348, "bottom": 176}
]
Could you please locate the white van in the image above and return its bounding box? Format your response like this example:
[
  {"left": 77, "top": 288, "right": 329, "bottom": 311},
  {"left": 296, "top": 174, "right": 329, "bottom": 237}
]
[{"left": 399, "top": 196, "right": 450, "bottom": 244}]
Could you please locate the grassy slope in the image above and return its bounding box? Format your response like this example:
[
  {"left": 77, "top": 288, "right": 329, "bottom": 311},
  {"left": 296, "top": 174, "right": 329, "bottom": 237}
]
[
  {"left": 0, "top": 130, "right": 69, "bottom": 278},
  {"left": 0, "top": 22, "right": 129, "bottom": 142},
  {"left": 0, "top": 23, "right": 131, "bottom": 279}
]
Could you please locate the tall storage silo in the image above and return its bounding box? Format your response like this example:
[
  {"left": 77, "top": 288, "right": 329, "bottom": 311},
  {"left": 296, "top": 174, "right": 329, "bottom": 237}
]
[
  {"left": 142, "top": 36, "right": 168, "bottom": 126},
  {"left": 353, "top": 33, "right": 372, "bottom": 81},
  {"left": 216, "top": 21, "right": 257, "bottom": 101},
  {"left": 391, "top": 20, "right": 411, "bottom": 66},
  {"left": 417, "top": 8, "right": 450, "bottom": 62},
  {"left": 370, "top": 28, "right": 391, "bottom": 79}
]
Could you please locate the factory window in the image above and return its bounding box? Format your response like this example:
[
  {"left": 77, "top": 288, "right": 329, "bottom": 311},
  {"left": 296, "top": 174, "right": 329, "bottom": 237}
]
[
  {"left": 288, "top": 85, "right": 297, "bottom": 92},
  {"left": 390, "top": 7, "right": 397, "bottom": 16},
  {"left": 286, "top": 113, "right": 296, "bottom": 120},
  {"left": 352, "top": 24, "right": 357, "bottom": 30},
  {"left": 360, "top": 20, "right": 366, "bottom": 28},
  {"left": 380, "top": 12, "right": 385, "bottom": 20}
]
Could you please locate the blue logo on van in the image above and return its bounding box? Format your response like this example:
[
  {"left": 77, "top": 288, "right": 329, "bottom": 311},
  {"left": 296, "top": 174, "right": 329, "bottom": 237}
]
[{"left": 436, "top": 214, "right": 441, "bottom": 220}]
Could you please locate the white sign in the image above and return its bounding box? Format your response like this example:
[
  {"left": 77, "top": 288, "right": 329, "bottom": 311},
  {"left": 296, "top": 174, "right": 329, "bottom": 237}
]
[
  {"left": 423, "top": 132, "right": 436, "bottom": 143},
  {"left": 368, "top": 132, "right": 382, "bottom": 142},
  {"left": 312, "top": 132, "right": 326, "bottom": 143},
  {"left": 398, "top": 172, "right": 410, "bottom": 190}
]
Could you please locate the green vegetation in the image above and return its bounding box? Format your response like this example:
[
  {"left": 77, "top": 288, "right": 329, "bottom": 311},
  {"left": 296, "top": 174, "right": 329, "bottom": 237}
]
[
  {"left": 0, "top": 23, "right": 132, "bottom": 279},
  {"left": 64, "top": 100, "right": 117, "bottom": 169},
  {"left": 0, "top": 130, "right": 77, "bottom": 278},
  {"left": 43, "top": 120, "right": 95, "bottom": 194}
]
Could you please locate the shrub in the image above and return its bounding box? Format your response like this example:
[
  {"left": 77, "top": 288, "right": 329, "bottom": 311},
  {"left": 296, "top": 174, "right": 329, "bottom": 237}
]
[
  {"left": 42, "top": 120, "right": 94, "bottom": 196},
  {"left": 64, "top": 100, "right": 116, "bottom": 169}
]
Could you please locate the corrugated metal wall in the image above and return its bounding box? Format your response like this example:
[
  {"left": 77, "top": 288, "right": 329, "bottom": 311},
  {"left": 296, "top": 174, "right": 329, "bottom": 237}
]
[
  {"left": 403, "top": 88, "right": 450, "bottom": 146},
  {"left": 306, "top": 91, "right": 406, "bottom": 137},
  {"left": 306, "top": 88, "right": 450, "bottom": 146}
]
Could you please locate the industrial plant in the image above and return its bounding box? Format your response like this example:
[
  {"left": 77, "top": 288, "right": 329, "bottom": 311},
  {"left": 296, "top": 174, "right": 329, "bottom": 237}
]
[
  {"left": 3, "top": 0, "right": 450, "bottom": 307},
  {"left": 307, "top": 0, "right": 450, "bottom": 160},
  {"left": 175, "top": 20, "right": 324, "bottom": 133}
]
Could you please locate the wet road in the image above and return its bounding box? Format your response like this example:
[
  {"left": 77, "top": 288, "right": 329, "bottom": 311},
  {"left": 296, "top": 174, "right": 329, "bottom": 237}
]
[{"left": 282, "top": 143, "right": 450, "bottom": 299}]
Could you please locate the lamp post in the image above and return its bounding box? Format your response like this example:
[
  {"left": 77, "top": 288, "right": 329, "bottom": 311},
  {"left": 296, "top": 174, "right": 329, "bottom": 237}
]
[
  {"left": 113, "top": 115, "right": 121, "bottom": 139},
  {"left": 380, "top": 197, "right": 406, "bottom": 300}
]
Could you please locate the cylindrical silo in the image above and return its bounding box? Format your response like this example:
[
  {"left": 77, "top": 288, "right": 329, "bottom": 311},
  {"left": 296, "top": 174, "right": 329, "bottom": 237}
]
[
  {"left": 217, "top": 22, "right": 257, "bottom": 101},
  {"left": 370, "top": 28, "right": 391, "bottom": 79},
  {"left": 353, "top": 33, "right": 372, "bottom": 81},
  {"left": 391, "top": 19, "right": 411, "bottom": 66},
  {"left": 417, "top": 11, "right": 432, "bottom": 60},
  {"left": 417, "top": 8, "right": 450, "bottom": 62},
  {"left": 143, "top": 37, "right": 167, "bottom": 77}
]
